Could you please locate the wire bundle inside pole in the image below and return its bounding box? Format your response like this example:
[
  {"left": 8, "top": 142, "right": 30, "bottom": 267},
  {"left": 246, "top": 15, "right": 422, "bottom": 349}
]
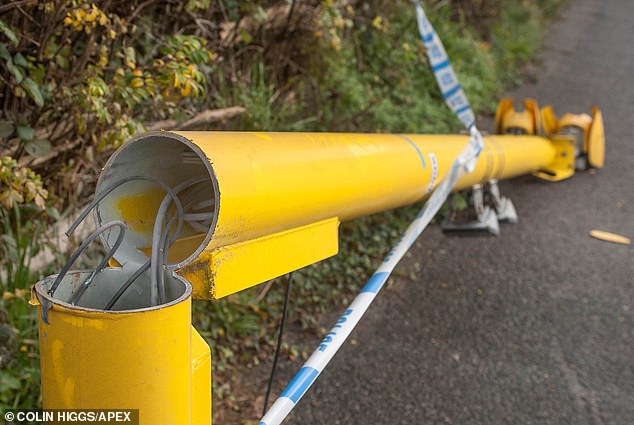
[{"left": 47, "top": 175, "right": 214, "bottom": 310}]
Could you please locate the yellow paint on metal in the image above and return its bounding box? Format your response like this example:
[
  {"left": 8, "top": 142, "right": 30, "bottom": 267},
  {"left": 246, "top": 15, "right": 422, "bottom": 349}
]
[
  {"left": 541, "top": 105, "right": 559, "bottom": 135},
  {"left": 495, "top": 98, "right": 514, "bottom": 133},
  {"left": 495, "top": 98, "right": 541, "bottom": 134},
  {"left": 35, "top": 109, "right": 606, "bottom": 425},
  {"left": 560, "top": 112, "right": 593, "bottom": 154},
  {"left": 140, "top": 233, "right": 206, "bottom": 264},
  {"left": 533, "top": 135, "right": 576, "bottom": 181},
  {"left": 108, "top": 258, "right": 121, "bottom": 267},
  {"left": 588, "top": 107, "right": 605, "bottom": 168},
  {"left": 152, "top": 130, "right": 557, "bottom": 298},
  {"left": 559, "top": 112, "right": 592, "bottom": 132},
  {"left": 172, "top": 131, "right": 554, "bottom": 246},
  {"left": 35, "top": 280, "right": 204, "bottom": 425},
  {"left": 180, "top": 217, "right": 340, "bottom": 299},
  {"left": 191, "top": 327, "right": 212, "bottom": 425},
  {"left": 539, "top": 104, "right": 605, "bottom": 168},
  {"left": 116, "top": 188, "right": 169, "bottom": 234}
]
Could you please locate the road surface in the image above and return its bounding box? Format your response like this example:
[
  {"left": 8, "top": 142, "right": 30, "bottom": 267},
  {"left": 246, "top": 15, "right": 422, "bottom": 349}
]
[{"left": 282, "top": 0, "right": 633, "bottom": 423}]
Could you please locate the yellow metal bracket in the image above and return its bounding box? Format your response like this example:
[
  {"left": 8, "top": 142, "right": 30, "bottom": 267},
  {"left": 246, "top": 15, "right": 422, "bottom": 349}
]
[
  {"left": 180, "top": 217, "right": 340, "bottom": 299},
  {"left": 588, "top": 107, "right": 605, "bottom": 168},
  {"left": 534, "top": 135, "right": 576, "bottom": 181},
  {"left": 539, "top": 105, "right": 605, "bottom": 169},
  {"left": 191, "top": 327, "right": 212, "bottom": 424},
  {"left": 495, "top": 98, "right": 541, "bottom": 134},
  {"left": 541, "top": 105, "right": 559, "bottom": 135}
]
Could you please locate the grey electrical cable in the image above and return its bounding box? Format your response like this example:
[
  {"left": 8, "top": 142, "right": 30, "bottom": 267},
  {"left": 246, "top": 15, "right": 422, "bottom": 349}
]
[
  {"left": 183, "top": 213, "right": 213, "bottom": 221},
  {"left": 48, "top": 220, "right": 126, "bottom": 298},
  {"left": 150, "top": 177, "right": 208, "bottom": 305},
  {"left": 164, "top": 195, "right": 210, "bottom": 262},
  {"left": 61, "top": 174, "right": 186, "bottom": 307},
  {"left": 103, "top": 260, "right": 151, "bottom": 310},
  {"left": 185, "top": 220, "right": 209, "bottom": 233},
  {"left": 56, "top": 174, "right": 212, "bottom": 309},
  {"left": 65, "top": 176, "right": 184, "bottom": 239},
  {"left": 109, "top": 184, "right": 212, "bottom": 309},
  {"left": 156, "top": 212, "right": 180, "bottom": 302},
  {"left": 190, "top": 199, "right": 215, "bottom": 210},
  {"left": 104, "top": 194, "right": 190, "bottom": 310},
  {"left": 69, "top": 221, "right": 128, "bottom": 305},
  {"left": 152, "top": 183, "right": 189, "bottom": 305},
  {"left": 55, "top": 176, "right": 183, "bottom": 308},
  {"left": 180, "top": 183, "right": 210, "bottom": 208},
  {"left": 104, "top": 199, "right": 188, "bottom": 310},
  {"left": 162, "top": 199, "right": 214, "bottom": 270}
]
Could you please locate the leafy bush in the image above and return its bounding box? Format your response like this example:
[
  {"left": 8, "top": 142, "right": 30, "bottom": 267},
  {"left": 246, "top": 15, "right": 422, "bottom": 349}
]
[
  {"left": 0, "top": 0, "right": 563, "bottom": 203},
  {"left": 491, "top": 2, "right": 543, "bottom": 84},
  {"left": 0, "top": 156, "right": 47, "bottom": 212},
  {"left": 0, "top": 0, "right": 566, "bottom": 415},
  {"left": 0, "top": 1, "right": 214, "bottom": 204},
  {"left": 0, "top": 158, "right": 49, "bottom": 412}
]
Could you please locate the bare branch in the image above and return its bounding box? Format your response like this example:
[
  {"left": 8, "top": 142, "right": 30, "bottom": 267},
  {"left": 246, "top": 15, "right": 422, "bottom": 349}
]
[
  {"left": 145, "top": 106, "right": 246, "bottom": 131},
  {"left": 0, "top": 0, "right": 37, "bottom": 14}
]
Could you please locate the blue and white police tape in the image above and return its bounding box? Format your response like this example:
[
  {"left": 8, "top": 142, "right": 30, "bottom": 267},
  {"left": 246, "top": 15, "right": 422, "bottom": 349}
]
[
  {"left": 259, "top": 2, "right": 484, "bottom": 423},
  {"left": 258, "top": 128, "right": 482, "bottom": 425},
  {"left": 413, "top": 0, "right": 476, "bottom": 129},
  {"left": 412, "top": 0, "right": 483, "bottom": 166}
]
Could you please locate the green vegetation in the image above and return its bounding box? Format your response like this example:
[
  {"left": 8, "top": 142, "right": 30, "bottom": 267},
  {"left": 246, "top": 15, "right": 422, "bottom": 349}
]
[{"left": 0, "top": 0, "right": 565, "bottom": 417}]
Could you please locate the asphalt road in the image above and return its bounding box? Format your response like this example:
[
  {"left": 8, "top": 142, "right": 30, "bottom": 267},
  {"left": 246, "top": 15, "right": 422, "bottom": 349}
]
[{"left": 281, "top": 0, "right": 634, "bottom": 423}]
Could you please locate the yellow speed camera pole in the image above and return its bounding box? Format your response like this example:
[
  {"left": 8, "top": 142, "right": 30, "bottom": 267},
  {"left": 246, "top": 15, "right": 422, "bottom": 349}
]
[
  {"left": 33, "top": 98, "right": 604, "bottom": 425},
  {"left": 108, "top": 129, "right": 572, "bottom": 299},
  {"left": 32, "top": 272, "right": 211, "bottom": 425}
]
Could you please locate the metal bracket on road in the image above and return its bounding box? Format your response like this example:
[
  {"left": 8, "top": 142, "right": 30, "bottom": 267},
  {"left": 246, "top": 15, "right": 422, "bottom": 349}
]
[
  {"left": 486, "top": 179, "right": 518, "bottom": 224},
  {"left": 442, "top": 180, "right": 518, "bottom": 235},
  {"left": 442, "top": 184, "right": 500, "bottom": 236}
]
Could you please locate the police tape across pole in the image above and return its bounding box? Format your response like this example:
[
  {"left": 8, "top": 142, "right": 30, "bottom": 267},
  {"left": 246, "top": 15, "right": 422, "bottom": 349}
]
[{"left": 259, "top": 2, "right": 484, "bottom": 424}]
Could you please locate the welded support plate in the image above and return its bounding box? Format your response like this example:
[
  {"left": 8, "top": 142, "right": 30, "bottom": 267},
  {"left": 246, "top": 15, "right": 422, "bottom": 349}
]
[{"left": 180, "top": 217, "right": 340, "bottom": 299}]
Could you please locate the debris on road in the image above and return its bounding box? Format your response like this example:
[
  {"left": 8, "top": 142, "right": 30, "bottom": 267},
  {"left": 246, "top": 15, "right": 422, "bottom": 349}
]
[{"left": 589, "top": 230, "right": 631, "bottom": 245}]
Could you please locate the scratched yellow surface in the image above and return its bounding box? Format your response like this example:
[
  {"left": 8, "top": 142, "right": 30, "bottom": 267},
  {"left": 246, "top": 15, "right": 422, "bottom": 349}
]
[{"left": 37, "top": 290, "right": 210, "bottom": 425}]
